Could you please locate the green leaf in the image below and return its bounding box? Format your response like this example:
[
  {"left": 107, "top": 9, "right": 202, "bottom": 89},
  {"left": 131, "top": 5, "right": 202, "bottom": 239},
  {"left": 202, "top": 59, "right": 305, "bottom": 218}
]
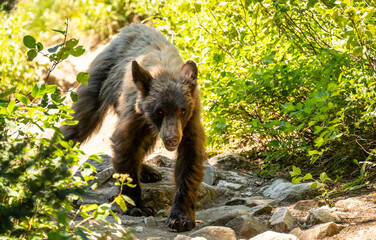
[
  {"left": 15, "top": 93, "right": 30, "bottom": 105},
  {"left": 115, "top": 195, "right": 127, "bottom": 211},
  {"left": 122, "top": 195, "right": 135, "bottom": 206},
  {"left": 7, "top": 100, "right": 16, "bottom": 113},
  {"left": 292, "top": 166, "right": 301, "bottom": 175},
  {"left": 61, "top": 120, "right": 79, "bottom": 125},
  {"left": 23, "top": 35, "right": 36, "bottom": 49},
  {"left": 76, "top": 72, "right": 90, "bottom": 86},
  {"left": 81, "top": 204, "right": 98, "bottom": 212},
  {"left": 0, "top": 87, "right": 16, "bottom": 98},
  {"left": 311, "top": 182, "right": 318, "bottom": 189},
  {"left": 53, "top": 29, "right": 67, "bottom": 35},
  {"left": 36, "top": 42, "right": 43, "bottom": 51},
  {"left": 70, "top": 46, "right": 85, "bottom": 57},
  {"left": 98, "top": 203, "right": 111, "bottom": 212},
  {"left": 110, "top": 210, "right": 121, "bottom": 224},
  {"left": 48, "top": 43, "right": 63, "bottom": 53},
  {"left": 31, "top": 84, "right": 39, "bottom": 98},
  {"left": 45, "top": 85, "right": 57, "bottom": 93},
  {"left": 27, "top": 49, "right": 38, "bottom": 61},
  {"left": 66, "top": 38, "right": 79, "bottom": 48},
  {"left": 320, "top": 172, "right": 328, "bottom": 183},
  {"left": 88, "top": 154, "right": 103, "bottom": 163},
  {"left": 70, "top": 91, "right": 78, "bottom": 102}
]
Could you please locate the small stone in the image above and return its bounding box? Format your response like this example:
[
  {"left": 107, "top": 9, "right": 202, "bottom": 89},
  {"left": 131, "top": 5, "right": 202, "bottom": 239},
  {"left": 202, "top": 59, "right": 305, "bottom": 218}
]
[
  {"left": 156, "top": 209, "right": 168, "bottom": 217},
  {"left": 217, "top": 180, "right": 243, "bottom": 190},
  {"left": 290, "top": 222, "right": 343, "bottom": 240},
  {"left": 174, "top": 234, "right": 191, "bottom": 240},
  {"left": 250, "top": 231, "right": 298, "bottom": 240},
  {"left": 269, "top": 207, "right": 296, "bottom": 233},
  {"left": 203, "top": 163, "right": 224, "bottom": 185},
  {"left": 307, "top": 206, "right": 341, "bottom": 224},
  {"left": 142, "top": 216, "right": 157, "bottom": 228},
  {"left": 225, "top": 214, "right": 269, "bottom": 238},
  {"left": 248, "top": 204, "right": 273, "bottom": 216},
  {"left": 293, "top": 200, "right": 319, "bottom": 211},
  {"left": 208, "top": 152, "right": 247, "bottom": 170},
  {"left": 189, "top": 226, "right": 237, "bottom": 240},
  {"left": 133, "top": 226, "right": 143, "bottom": 233}
]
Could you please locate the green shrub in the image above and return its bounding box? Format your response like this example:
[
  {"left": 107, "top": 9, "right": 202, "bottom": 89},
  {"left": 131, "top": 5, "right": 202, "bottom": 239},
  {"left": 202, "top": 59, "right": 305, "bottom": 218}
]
[
  {"left": 0, "top": 24, "right": 133, "bottom": 238},
  {"left": 145, "top": 0, "right": 376, "bottom": 178}
]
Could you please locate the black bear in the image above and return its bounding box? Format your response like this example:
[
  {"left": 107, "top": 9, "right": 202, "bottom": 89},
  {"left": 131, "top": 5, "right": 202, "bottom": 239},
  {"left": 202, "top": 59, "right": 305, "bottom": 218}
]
[{"left": 62, "top": 24, "right": 206, "bottom": 231}]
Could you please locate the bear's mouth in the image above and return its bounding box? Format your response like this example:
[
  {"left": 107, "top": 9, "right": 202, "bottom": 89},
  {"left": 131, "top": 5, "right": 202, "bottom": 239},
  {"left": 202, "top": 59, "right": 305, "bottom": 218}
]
[{"left": 165, "top": 145, "right": 178, "bottom": 151}]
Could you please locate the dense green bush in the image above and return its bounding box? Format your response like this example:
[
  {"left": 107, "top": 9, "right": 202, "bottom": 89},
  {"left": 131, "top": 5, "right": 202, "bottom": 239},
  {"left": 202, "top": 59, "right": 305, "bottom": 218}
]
[
  {"left": 147, "top": 0, "right": 376, "bottom": 178},
  {"left": 0, "top": 25, "right": 133, "bottom": 238}
]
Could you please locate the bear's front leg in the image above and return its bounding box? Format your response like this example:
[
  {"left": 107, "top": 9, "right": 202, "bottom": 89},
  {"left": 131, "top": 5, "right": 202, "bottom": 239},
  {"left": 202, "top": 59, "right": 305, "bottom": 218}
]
[
  {"left": 111, "top": 114, "right": 156, "bottom": 216},
  {"left": 166, "top": 118, "right": 206, "bottom": 231}
]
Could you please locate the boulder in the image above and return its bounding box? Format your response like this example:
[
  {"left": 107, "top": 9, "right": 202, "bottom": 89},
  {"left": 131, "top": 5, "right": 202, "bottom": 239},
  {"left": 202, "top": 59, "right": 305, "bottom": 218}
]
[
  {"left": 189, "top": 226, "right": 237, "bottom": 240},
  {"left": 263, "top": 179, "right": 324, "bottom": 202},
  {"left": 269, "top": 207, "right": 296, "bottom": 233},
  {"left": 250, "top": 231, "right": 298, "bottom": 240},
  {"left": 203, "top": 163, "right": 224, "bottom": 185},
  {"left": 307, "top": 206, "right": 341, "bottom": 224},
  {"left": 208, "top": 152, "right": 247, "bottom": 170},
  {"left": 225, "top": 214, "right": 269, "bottom": 238},
  {"left": 290, "top": 222, "right": 343, "bottom": 240}
]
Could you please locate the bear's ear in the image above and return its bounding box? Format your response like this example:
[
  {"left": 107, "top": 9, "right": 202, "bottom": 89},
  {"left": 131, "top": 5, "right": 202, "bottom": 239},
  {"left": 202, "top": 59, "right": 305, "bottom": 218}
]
[
  {"left": 179, "top": 60, "right": 198, "bottom": 93},
  {"left": 132, "top": 60, "right": 152, "bottom": 96}
]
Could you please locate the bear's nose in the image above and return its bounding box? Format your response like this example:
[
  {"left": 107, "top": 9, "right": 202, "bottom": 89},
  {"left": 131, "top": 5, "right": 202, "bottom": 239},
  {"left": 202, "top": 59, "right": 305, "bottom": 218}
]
[{"left": 166, "top": 137, "right": 179, "bottom": 148}]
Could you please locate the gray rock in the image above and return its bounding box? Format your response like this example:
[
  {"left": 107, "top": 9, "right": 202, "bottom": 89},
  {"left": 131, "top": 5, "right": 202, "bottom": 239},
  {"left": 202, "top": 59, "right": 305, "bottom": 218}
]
[
  {"left": 174, "top": 235, "right": 192, "bottom": 240},
  {"left": 225, "top": 214, "right": 269, "bottom": 238},
  {"left": 203, "top": 163, "right": 224, "bottom": 185},
  {"left": 290, "top": 222, "right": 343, "bottom": 240},
  {"left": 142, "top": 167, "right": 217, "bottom": 211},
  {"left": 197, "top": 182, "right": 219, "bottom": 208},
  {"left": 269, "top": 207, "right": 296, "bottom": 233},
  {"left": 226, "top": 171, "right": 249, "bottom": 185},
  {"left": 208, "top": 152, "right": 247, "bottom": 170},
  {"left": 293, "top": 199, "right": 319, "bottom": 211},
  {"left": 142, "top": 216, "right": 158, "bottom": 228},
  {"left": 133, "top": 226, "right": 143, "bottom": 233},
  {"left": 250, "top": 231, "right": 298, "bottom": 240},
  {"left": 189, "top": 226, "right": 237, "bottom": 240},
  {"left": 225, "top": 196, "right": 277, "bottom": 207},
  {"left": 145, "top": 154, "right": 174, "bottom": 168},
  {"left": 248, "top": 204, "right": 273, "bottom": 216},
  {"left": 82, "top": 185, "right": 119, "bottom": 206},
  {"left": 263, "top": 179, "right": 324, "bottom": 202},
  {"left": 196, "top": 205, "right": 252, "bottom": 226},
  {"left": 97, "top": 167, "right": 114, "bottom": 186},
  {"left": 217, "top": 180, "right": 243, "bottom": 190},
  {"left": 307, "top": 206, "right": 341, "bottom": 224}
]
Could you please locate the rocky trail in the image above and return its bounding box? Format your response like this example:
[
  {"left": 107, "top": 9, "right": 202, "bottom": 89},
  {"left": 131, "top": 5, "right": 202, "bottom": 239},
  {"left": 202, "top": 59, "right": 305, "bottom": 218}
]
[
  {"left": 75, "top": 152, "right": 376, "bottom": 240},
  {"left": 46, "top": 34, "right": 376, "bottom": 240}
]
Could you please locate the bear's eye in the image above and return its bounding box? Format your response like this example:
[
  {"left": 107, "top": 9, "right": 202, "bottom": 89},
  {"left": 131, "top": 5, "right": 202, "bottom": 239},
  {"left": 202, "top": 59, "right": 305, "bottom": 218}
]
[
  {"left": 156, "top": 108, "right": 164, "bottom": 115},
  {"left": 180, "top": 108, "right": 186, "bottom": 116}
]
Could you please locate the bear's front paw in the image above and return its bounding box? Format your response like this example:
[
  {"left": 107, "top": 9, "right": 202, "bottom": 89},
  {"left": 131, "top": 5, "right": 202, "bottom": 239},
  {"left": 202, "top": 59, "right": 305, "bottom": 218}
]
[
  {"left": 125, "top": 206, "right": 155, "bottom": 216},
  {"left": 166, "top": 212, "right": 195, "bottom": 232}
]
